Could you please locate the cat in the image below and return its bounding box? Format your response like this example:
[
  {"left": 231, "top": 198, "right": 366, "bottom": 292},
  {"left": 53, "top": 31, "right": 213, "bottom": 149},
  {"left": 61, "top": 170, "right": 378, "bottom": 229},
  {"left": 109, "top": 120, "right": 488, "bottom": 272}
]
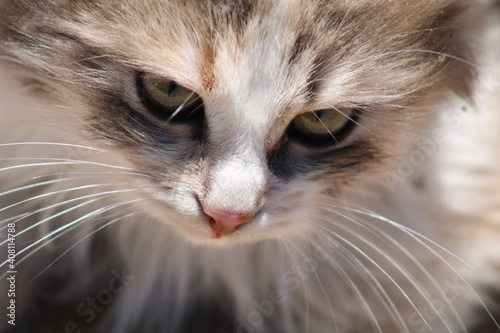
[{"left": 1, "top": 0, "right": 500, "bottom": 332}]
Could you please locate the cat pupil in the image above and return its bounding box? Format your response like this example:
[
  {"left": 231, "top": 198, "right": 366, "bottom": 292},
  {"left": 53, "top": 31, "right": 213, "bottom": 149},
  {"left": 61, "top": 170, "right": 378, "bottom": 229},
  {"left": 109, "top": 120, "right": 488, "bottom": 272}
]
[
  {"left": 314, "top": 109, "right": 325, "bottom": 121},
  {"left": 164, "top": 82, "right": 190, "bottom": 98}
]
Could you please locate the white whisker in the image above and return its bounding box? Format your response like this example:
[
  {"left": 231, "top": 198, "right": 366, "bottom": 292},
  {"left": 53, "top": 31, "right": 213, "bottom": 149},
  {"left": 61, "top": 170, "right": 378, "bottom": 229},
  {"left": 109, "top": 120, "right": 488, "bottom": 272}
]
[
  {"left": 282, "top": 240, "right": 311, "bottom": 333},
  {"left": 0, "top": 198, "right": 143, "bottom": 273},
  {"left": 0, "top": 183, "right": 118, "bottom": 214},
  {"left": 314, "top": 222, "right": 432, "bottom": 330},
  {"left": 288, "top": 240, "right": 339, "bottom": 333},
  {"left": 29, "top": 211, "right": 139, "bottom": 283},
  {"left": 0, "top": 159, "right": 134, "bottom": 173},
  {"left": 0, "top": 187, "right": 137, "bottom": 240},
  {"left": 323, "top": 206, "right": 467, "bottom": 332},
  {"left": 312, "top": 229, "right": 409, "bottom": 333},
  {"left": 0, "top": 177, "right": 71, "bottom": 199},
  {"left": 324, "top": 200, "right": 473, "bottom": 268},
  {"left": 311, "top": 234, "right": 384, "bottom": 333},
  {"left": 0, "top": 141, "right": 106, "bottom": 152},
  {"left": 30, "top": 170, "right": 152, "bottom": 180},
  {"left": 320, "top": 200, "right": 499, "bottom": 330}
]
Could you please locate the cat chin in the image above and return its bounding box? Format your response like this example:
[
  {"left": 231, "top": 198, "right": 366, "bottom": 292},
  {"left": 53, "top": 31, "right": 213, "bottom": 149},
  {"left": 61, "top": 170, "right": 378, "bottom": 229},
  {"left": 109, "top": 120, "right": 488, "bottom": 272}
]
[
  {"left": 181, "top": 234, "right": 266, "bottom": 248},
  {"left": 164, "top": 217, "right": 294, "bottom": 247},
  {"left": 162, "top": 228, "right": 260, "bottom": 248}
]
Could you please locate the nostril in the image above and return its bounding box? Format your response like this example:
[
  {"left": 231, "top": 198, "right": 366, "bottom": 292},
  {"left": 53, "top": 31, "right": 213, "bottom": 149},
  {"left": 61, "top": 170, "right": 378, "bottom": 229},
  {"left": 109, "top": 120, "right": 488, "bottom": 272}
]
[{"left": 203, "top": 207, "right": 255, "bottom": 236}]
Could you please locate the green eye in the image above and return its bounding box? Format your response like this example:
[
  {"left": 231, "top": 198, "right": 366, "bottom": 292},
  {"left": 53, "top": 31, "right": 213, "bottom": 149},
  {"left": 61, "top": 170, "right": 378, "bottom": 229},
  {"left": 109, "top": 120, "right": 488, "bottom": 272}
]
[
  {"left": 141, "top": 74, "right": 204, "bottom": 122},
  {"left": 290, "top": 108, "right": 355, "bottom": 144}
]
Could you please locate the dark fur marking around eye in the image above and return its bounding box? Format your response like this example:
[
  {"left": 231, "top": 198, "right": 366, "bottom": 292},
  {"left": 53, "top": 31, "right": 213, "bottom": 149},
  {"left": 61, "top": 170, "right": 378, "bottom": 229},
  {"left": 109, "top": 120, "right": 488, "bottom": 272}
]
[
  {"left": 268, "top": 139, "right": 380, "bottom": 181},
  {"left": 86, "top": 94, "right": 208, "bottom": 165},
  {"left": 89, "top": 100, "right": 176, "bottom": 148}
]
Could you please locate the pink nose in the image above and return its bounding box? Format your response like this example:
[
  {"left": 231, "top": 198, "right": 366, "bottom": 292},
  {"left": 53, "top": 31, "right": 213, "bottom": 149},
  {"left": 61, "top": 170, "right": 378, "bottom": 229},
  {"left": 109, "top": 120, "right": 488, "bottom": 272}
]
[{"left": 203, "top": 207, "right": 254, "bottom": 238}]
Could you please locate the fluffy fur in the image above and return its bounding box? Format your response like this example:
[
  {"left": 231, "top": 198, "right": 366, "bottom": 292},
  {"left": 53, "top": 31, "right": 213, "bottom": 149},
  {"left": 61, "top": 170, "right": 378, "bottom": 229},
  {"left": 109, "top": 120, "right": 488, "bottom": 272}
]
[{"left": 0, "top": 0, "right": 500, "bottom": 332}]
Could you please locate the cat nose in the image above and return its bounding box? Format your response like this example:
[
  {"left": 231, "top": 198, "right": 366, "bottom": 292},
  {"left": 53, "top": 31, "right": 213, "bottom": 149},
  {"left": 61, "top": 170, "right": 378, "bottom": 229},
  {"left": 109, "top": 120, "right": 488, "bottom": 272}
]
[{"left": 203, "top": 207, "right": 254, "bottom": 237}]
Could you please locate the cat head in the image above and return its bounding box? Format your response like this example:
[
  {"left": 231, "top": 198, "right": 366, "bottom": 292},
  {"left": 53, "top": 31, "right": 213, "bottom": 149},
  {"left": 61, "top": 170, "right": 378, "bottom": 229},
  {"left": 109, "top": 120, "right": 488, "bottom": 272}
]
[{"left": 0, "top": 0, "right": 481, "bottom": 245}]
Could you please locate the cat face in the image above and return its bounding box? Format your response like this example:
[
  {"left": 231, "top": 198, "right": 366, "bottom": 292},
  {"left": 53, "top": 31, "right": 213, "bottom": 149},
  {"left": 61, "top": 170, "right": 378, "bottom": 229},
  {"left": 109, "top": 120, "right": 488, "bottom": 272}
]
[{"left": 0, "top": 0, "right": 475, "bottom": 245}]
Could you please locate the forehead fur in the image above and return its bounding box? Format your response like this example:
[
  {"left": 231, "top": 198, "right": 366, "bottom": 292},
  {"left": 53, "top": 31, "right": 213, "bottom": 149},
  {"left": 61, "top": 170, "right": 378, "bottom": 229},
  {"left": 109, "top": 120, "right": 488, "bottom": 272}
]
[{"left": 1, "top": 0, "right": 476, "bottom": 93}]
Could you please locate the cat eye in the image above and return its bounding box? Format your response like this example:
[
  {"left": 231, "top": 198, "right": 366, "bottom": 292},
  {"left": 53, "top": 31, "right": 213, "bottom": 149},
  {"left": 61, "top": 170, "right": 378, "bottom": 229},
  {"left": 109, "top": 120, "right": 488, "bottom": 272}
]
[
  {"left": 289, "top": 108, "right": 356, "bottom": 145},
  {"left": 141, "top": 74, "right": 204, "bottom": 122}
]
